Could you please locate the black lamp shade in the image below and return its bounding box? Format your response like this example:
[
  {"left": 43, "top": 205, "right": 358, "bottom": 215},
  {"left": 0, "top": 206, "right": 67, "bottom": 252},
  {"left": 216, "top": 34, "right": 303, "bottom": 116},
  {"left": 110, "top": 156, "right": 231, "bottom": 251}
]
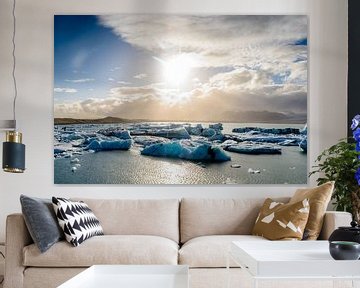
[{"left": 2, "top": 141, "right": 25, "bottom": 173}]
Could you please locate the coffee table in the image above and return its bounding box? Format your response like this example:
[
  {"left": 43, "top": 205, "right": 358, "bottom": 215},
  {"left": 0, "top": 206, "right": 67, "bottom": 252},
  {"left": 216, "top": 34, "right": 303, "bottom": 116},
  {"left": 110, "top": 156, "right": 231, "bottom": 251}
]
[
  {"left": 58, "top": 265, "right": 189, "bottom": 288},
  {"left": 228, "top": 241, "right": 360, "bottom": 288}
]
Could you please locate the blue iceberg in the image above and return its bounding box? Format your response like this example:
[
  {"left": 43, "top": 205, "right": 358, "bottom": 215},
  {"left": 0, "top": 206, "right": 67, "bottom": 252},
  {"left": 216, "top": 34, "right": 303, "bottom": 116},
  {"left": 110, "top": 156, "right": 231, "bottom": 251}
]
[
  {"left": 225, "top": 143, "right": 282, "bottom": 155},
  {"left": 141, "top": 141, "right": 231, "bottom": 162},
  {"left": 299, "top": 138, "right": 307, "bottom": 152},
  {"left": 232, "top": 127, "right": 300, "bottom": 135},
  {"left": 86, "top": 139, "right": 132, "bottom": 152},
  {"left": 147, "top": 127, "right": 191, "bottom": 139},
  {"left": 98, "top": 128, "right": 132, "bottom": 140}
]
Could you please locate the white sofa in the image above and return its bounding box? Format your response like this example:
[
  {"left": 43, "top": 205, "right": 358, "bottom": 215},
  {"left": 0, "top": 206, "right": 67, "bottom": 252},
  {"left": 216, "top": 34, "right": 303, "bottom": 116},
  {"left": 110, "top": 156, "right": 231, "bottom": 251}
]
[{"left": 4, "top": 198, "right": 352, "bottom": 288}]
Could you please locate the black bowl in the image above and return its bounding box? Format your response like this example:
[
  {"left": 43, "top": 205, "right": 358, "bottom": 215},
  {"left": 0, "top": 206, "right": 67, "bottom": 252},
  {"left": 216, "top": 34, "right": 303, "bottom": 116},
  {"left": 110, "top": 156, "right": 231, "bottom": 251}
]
[{"left": 329, "top": 241, "right": 360, "bottom": 260}]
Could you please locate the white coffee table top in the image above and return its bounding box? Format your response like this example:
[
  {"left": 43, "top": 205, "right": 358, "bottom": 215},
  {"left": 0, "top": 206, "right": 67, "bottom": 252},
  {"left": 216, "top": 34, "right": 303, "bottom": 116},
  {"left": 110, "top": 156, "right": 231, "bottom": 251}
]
[
  {"left": 231, "top": 240, "right": 360, "bottom": 278},
  {"left": 58, "top": 265, "right": 189, "bottom": 288}
]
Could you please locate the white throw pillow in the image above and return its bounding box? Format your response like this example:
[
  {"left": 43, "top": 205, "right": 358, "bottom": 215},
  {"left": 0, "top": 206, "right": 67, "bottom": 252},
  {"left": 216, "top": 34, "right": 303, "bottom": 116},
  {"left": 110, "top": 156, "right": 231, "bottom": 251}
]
[{"left": 52, "top": 197, "right": 103, "bottom": 247}]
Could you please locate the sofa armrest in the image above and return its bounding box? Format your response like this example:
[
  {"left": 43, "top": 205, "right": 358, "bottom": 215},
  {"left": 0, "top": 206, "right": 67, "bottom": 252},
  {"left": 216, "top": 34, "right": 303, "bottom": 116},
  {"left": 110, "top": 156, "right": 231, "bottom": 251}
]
[
  {"left": 4, "top": 214, "right": 32, "bottom": 288},
  {"left": 318, "top": 211, "right": 352, "bottom": 240}
]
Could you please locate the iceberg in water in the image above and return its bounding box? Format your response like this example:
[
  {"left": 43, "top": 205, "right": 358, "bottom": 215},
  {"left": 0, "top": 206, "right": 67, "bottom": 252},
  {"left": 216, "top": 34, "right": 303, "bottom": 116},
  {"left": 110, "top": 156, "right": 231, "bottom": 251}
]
[
  {"left": 225, "top": 143, "right": 282, "bottom": 155},
  {"left": 232, "top": 127, "right": 300, "bottom": 135},
  {"left": 98, "top": 128, "right": 132, "bottom": 140},
  {"left": 133, "top": 136, "right": 169, "bottom": 147},
  {"left": 141, "top": 140, "right": 231, "bottom": 162},
  {"left": 86, "top": 139, "right": 132, "bottom": 152},
  {"left": 147, "top": 127, "right": 191, "bottom": 139},
  {"left": 299, "top": 138, "right": 307, "bottom": 152}
]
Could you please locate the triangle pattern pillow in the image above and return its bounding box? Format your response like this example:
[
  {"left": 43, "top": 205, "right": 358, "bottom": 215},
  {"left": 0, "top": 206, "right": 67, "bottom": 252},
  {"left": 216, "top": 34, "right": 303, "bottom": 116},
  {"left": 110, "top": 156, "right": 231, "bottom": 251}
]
[
  {"left": 52, "top": 197, "right": 104, "bottom": 247},
  {"left": 252, "top": 198, "right": 310, "bottom": 240}
]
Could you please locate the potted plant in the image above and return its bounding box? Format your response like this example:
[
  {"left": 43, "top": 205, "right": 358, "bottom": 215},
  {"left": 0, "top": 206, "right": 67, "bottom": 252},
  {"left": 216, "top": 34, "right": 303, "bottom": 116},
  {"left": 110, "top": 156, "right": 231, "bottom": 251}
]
[{"left": 310, "top": 115, "right": 360, "bottom": 222}]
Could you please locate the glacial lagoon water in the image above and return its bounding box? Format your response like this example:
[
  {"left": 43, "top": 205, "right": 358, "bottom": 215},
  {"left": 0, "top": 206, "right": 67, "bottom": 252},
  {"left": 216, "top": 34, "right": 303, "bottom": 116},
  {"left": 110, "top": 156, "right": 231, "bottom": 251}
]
[{"left": 54, "top": 122, "right": 307, "bottom": 185}]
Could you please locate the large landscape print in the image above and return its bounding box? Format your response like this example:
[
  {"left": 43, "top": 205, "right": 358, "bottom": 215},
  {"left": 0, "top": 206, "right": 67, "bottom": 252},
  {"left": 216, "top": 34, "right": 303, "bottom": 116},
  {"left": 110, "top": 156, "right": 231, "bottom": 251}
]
[{"left": 54, "top": 15, "right": 308, "bottom": 185}]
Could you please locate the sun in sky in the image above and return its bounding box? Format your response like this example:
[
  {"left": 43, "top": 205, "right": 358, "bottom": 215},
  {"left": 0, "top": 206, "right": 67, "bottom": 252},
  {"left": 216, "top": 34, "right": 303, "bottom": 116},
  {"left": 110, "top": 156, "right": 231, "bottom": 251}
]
[{"left": 54, "top": 15, "right": 307, "bottom": 123}]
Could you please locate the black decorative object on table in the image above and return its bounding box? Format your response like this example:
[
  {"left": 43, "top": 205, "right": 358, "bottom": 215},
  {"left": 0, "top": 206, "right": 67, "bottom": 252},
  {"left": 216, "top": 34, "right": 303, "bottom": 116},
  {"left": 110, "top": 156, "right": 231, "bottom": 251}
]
[
  {"left": 329, "top": 221, "right": 360, "bottom": 244},
  {"left": 329, "top": 241, "right": 360, "bottom": 260}
]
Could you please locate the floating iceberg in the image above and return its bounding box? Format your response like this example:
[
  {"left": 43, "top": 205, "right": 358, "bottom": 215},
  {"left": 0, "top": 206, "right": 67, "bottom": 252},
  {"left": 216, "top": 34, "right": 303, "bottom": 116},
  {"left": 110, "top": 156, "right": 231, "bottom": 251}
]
[
  {"left": 133, "top": 136, "right": 169, "bottom": 147},
  {"left": 299, "top": 138, "right": 307, "bottom": 152},
  {"left": 225, "top": 143, "right": 282, "bottom": 155},
  {"left": 86, "top": 139, "right": 132, "bottom": 152},
  {"left": 141, "top": 141, "right": 231, "bottom": 162},
  {"left": 224, "top": 134, "right": 301, "bottom": 146},
  {"left": 300, "top": 124, "right": 307, "bottom": 135},
  {"left": 201, "top": 128, "right": 216, "bottom": 137},
  {"left": 98, "top": 128, "right": 132, "bottom": 140},
  {"left": 185, "top": 124, "right": 203, "bottom": 136},
  {"left": 147, "top": 127, "right": 191, "bottom": 139},
  {"left": 232, "top": 127, "right": 300, "bottom": 135},
  {"left": 230, "top": 164, "right": 241, "bottom": 168},
  {"left": 209, "top": 123, "right": 223, "bottom": 131},
  {"left": 54, "top": 148, "right": 66, "bottom": 154}
]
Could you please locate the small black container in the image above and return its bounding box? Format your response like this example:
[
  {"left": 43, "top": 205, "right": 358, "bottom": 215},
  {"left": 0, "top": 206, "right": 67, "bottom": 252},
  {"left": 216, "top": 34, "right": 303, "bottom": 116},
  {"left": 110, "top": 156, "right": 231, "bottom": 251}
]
[
  {"left": 329, "top": 241, "right": 360, "bottom": 260},
  {"left": 329, "top": 221, "right": 360, "bottom": 244}
]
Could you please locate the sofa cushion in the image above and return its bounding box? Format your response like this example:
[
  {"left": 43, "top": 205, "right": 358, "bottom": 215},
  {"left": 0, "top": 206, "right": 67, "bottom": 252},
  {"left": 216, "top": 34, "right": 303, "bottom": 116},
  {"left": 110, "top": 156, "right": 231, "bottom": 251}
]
[
  {"left": 180, "top": 198, "right": 289, "bottom": 243},
  {"left": 179, "top": 235, "right": 267, "bottom": 268},
  {"left": 72, "top": 199, "right": 179, "bottom": 243},
  {"left": 23, "top": 235, "right": 179, "bottom": 267}
]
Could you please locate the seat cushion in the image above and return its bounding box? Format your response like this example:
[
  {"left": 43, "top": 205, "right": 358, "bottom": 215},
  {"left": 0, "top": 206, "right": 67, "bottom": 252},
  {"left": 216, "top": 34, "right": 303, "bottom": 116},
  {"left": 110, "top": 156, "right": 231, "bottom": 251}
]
[
  {"left": 180, "top": 198, "right": 289, "bottom": 243},
  {"left": 179, "top": 235, "right": 267, "bottom": 268},
  {"left": 23, "top": 235, "right": 179, "bottom": 267},
  {"left": 72, "top": 198, "right": 179, "bottom": 243}
]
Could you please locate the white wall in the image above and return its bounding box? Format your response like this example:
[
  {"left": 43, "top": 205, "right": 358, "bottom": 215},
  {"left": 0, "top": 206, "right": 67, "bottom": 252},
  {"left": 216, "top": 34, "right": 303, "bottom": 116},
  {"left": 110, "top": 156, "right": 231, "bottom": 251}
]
[{"left": 0, "top": 0, "right": 348, "bottom": 242}]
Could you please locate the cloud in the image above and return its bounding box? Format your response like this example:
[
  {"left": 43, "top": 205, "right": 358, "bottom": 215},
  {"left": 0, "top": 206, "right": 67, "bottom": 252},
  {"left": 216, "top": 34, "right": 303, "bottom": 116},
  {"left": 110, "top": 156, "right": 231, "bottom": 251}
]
[
  {"left": 54, "top": 67, "right": 306, "bottom": 123},
  {"left": 99, "top": 15, "right": 307, "bottom": 68},
  {"left": 55, "top": 15, "right": 307, "bottom": 123},
  {"left": 65, "top": 78, "right": 95, "bottom": 83},
  {"left": 117, "top": 81, "right": 132, "bottom": 85},
  {"left": 110, "top": 66, "right": 121, "bottom": 72},
  {"left": 108, "top": 77, "right": 115, "bottom": 81},
  {"left": 54, "top": 87, "right": 78, "bottom": 93},
  {"left": 134, "top": 73, "right": 147, "bottom": 79}
]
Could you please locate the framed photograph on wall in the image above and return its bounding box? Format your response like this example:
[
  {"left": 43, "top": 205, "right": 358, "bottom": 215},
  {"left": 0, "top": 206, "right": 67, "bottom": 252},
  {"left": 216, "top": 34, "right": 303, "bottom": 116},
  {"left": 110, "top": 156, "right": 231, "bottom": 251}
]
[{"left": 54, "top": 15, "right": 308, "bottom": 185}]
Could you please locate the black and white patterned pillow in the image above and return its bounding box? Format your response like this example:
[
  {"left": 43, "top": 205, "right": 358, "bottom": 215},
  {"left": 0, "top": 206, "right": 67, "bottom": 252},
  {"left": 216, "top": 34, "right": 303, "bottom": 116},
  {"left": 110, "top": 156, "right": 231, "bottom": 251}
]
[{"left": 52, "top": 197, "right": 104, "bottom": 247}]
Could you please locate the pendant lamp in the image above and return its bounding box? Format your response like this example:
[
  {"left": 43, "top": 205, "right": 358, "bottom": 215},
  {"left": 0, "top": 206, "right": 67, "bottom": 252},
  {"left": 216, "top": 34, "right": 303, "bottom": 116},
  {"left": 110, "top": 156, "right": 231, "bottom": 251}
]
[{"left": 1, "top": 0, "right": 26, "bottom": 173}]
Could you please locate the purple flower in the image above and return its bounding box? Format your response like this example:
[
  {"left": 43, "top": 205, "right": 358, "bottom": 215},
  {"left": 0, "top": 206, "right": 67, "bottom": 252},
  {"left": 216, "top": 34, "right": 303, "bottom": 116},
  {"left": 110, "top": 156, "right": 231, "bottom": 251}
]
[
  {"left": 352, "top": 115, "right": 360, "bottom": 130},
  {"left": 353, "top": 128, "right": 360, "bottom": 142},
  {"left": 357, "top": 142, "right": 360, "bottom": 152},
  {"left": 356, "top": 167, "right": 360, "bottom": 186}
]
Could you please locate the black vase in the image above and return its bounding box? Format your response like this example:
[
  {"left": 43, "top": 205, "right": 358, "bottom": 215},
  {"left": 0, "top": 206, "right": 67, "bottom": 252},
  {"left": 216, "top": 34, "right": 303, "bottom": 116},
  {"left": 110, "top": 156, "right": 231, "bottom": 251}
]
[
  {"left": 328, "top": 221, "right": 360, "bottom": 244},
  {"left": 329, "top": 241, "right": 360, "bottom": 260}
]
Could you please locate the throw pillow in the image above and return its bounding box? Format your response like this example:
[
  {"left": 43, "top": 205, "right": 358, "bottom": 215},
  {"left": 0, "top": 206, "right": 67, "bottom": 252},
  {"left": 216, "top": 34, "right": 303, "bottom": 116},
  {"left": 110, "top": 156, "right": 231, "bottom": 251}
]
[
  {"left": 20, "top": 195, "right": 64, "bottom": 253},
  {"left": 289, "top": 181, "right": 334, "bottom": 240},
  {"left": 252, "top": 198, "right": 310, "bottom": 240},
  {"left": 52, "top": 197, "right": 104, "bottom": 247}
]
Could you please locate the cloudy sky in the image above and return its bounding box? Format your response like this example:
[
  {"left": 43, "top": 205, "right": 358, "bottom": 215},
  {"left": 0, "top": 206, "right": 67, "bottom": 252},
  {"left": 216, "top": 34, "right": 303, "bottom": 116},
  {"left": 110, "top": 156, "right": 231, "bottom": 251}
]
[{"left": 54, "top": 15, "right": 307, "bottom": 123}]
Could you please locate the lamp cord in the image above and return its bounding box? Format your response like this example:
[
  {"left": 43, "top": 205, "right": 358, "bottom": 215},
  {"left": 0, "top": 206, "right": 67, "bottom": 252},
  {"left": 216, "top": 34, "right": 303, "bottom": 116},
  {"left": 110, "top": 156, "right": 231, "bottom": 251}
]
[
  {"left": 0, "top": 251, "right": 4, "bottom": 285},
  {"left": 11, "top": 0, "right": 18, "bottom": 130}
]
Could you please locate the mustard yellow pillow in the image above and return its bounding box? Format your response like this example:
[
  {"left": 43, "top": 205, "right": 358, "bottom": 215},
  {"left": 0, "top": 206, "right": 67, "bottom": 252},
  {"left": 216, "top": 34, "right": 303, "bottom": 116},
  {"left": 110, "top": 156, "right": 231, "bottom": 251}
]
[
  {"left": 252, "top": 198, "right": 310, "bottom": 240},
  {"left": 289, "top": 181, "right": 334, "bottom": 240}
]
